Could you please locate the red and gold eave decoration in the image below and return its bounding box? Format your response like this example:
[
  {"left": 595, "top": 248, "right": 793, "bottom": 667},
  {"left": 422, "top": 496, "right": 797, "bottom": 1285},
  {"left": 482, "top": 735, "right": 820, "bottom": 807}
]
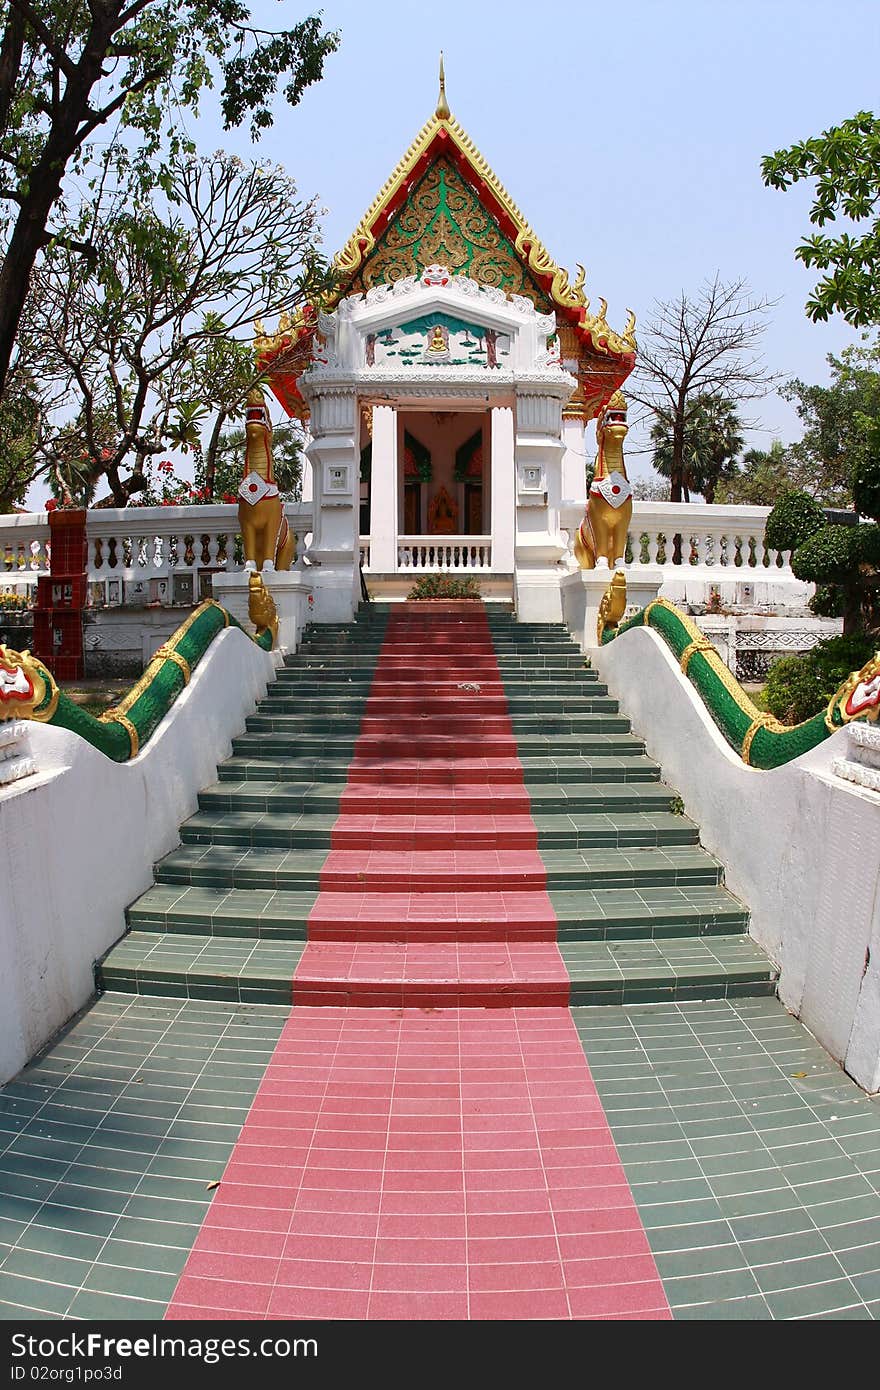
[{"left": 259, "top": 109, "right": 636, "bottom": 423}]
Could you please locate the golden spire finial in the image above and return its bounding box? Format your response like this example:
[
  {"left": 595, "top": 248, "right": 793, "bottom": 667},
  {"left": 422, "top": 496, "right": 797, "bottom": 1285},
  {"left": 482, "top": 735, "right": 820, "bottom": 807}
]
[{"left": 436, "top": 52, "right": 450, "bottom": 120}]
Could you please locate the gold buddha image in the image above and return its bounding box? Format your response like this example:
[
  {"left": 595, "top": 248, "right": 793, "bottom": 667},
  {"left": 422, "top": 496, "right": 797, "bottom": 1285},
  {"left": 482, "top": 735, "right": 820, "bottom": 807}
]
[{"left": 426, "top": 323, "right": 449, "bottom": 355}]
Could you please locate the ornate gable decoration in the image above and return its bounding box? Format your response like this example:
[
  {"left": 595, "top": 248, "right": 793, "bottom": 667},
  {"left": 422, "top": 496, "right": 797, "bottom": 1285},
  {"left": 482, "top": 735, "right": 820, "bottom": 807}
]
[{"left": 260, "top": 72, "right": 636, "bottom": 422}]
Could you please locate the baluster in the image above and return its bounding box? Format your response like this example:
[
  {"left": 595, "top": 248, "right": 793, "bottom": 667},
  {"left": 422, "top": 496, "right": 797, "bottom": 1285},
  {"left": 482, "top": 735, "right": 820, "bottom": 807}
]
[{"left": 754, "top": 529, "right": 767, "bottom": 568}]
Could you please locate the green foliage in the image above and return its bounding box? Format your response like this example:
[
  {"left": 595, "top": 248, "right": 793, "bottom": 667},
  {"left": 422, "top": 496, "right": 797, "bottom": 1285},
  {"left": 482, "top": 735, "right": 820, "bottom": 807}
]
[
  {"left": 406, "top": 574, "right": 482, "bottom": 600},
  {"left": 24, "top": 151, "right": 328, "bottom": 505},
  {"left": 765, "top": 491, "right": 825, "bottom": 552},
  {"left": 714, "top": 440, "right": 822, "bottom": 507},
  {"left": 0, "top": 3, "right": 339, "bottom": 407},
  {"left": 0, "top": 373, "right": 40, "bottom": 510},
  {"left": 762, "top": 112, "right": 880, "bottom": 327},
  {"left": 650, "top": 394, "right": 744, "bottom": 502},
  {"left": 852, "top": 426, "right": 880, "bottom": 520},
  {"left": 764, "top": 634, "right": 876, "bottom": 724},
  {"left": 791, "top": 524, "right": 862, "bottom": 584},
  {"left": 780, "top": 341, "right": 880, "bottom": 506}
]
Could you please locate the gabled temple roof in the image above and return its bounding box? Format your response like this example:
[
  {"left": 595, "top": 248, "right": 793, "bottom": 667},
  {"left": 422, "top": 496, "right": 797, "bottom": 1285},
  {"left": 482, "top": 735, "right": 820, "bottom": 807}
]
[{"left": 259, "top": 64, "right": 636, "bottom": 420}]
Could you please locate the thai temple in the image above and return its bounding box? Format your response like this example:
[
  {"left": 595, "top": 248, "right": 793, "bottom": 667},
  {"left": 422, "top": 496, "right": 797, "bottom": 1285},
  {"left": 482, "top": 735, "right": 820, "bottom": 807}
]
[
  {"left": 1, "top": 60, "right": 879, "bottom": 1329},
  {"left": 255, "top": 60, "right": 637, "bottom": 621}
]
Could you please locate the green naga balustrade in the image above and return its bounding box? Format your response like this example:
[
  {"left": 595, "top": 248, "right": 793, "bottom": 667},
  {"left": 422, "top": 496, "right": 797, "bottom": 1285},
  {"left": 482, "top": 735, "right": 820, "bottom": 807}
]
[
  {"left": 0, "top": 599, "right": 274, "bottom": 763},
  {"left": 602, "top": 597, "right": 880, "bottom": 770}
]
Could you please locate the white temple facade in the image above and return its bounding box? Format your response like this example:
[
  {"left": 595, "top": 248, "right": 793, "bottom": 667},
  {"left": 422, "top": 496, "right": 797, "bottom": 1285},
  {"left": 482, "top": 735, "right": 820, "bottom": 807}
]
[{"left": 261, "top": 75, "right": 636, "bottom": 622}]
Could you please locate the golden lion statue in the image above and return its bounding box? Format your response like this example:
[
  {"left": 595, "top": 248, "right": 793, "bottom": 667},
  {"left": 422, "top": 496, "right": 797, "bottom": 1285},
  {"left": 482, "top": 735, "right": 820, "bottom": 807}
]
[{"left": 574, "top": 390, "right": 633, "bottom": 571}]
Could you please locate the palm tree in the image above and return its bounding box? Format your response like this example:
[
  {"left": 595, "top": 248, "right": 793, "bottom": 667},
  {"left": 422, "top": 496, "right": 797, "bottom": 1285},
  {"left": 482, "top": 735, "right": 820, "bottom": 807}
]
[{"left": 652, "top": 396, "right": 745, "bottom": 502}]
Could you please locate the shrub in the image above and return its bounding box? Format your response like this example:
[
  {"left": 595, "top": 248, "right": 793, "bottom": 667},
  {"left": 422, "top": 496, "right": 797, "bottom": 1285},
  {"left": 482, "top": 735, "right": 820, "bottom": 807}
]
[
  {"left": 790, "top": 524, "right": 862, "bottom": 584},
  {"left": 765, "top": 490, "right": 825, "bottom": 553},
  {"left": 764, "top": 632, "right": 876, "bottom": 724},
  {"left": 407, "top": 573, "right": 481, "bottom": 600}
]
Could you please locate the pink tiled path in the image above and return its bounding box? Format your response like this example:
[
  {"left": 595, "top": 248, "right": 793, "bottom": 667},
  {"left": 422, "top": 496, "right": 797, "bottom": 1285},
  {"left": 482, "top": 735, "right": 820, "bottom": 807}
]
[
  {"left": 166, "top": 603, "right": 670, "bottom": 1320},
  {"left": 167, "top": 1008, "right": 669, "bottom": 1320}
]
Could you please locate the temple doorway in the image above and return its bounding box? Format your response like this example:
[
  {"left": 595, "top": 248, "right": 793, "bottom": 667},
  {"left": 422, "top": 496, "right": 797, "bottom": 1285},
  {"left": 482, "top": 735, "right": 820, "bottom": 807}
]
[{"left": 396, "top": 408, "right": 490, "bottom": 536}]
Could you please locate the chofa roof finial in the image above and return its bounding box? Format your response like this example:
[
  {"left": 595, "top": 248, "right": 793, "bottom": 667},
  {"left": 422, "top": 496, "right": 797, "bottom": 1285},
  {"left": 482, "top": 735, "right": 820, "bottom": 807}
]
[{"left": 436, "top": 52, "right": 450, "bottom": 120}]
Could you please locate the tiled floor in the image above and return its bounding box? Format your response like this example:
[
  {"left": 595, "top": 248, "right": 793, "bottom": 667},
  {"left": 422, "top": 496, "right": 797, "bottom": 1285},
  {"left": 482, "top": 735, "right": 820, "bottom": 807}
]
[
  {"left": 574, "top": 999, "right": 880, "bottom": 1319},
  {"left": 0, "top": 997, "right": 285, "bottom": 1320}
]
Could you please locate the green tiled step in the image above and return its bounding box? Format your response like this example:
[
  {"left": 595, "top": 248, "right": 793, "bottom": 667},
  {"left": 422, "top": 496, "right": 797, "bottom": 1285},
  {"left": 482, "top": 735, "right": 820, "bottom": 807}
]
[
  {"left": 541, "top": 845, "right": 724, "bottom": 890},
  {"left": 560, "top": 935, "right": 778, "bottom": 1005},
  {"left": 127, "top": 884, "right": 314, "bottom": 939},
  {"left": 217, "top": 752, "right": 662, "bottom": 784},
  {"left": 154, "top": 843, "right": 724, "bottom": 892},
  {"left": 244, "top": 714, "right": 364, "bottom": 734},
  {"left": 257, "top": 694, "right": 620, "bottom": 716},
  {"left": 96, "top": 932, "right": 302, "bottom": 1004},
  {"left": 548, "top": 885, "right": 750, "bottom": 940},
  {"left": 126, "top": 882, "right": 749, "bottom": 944},
  {"left": 179, "top": 811, "right": 335, "bottom": 850},
  {"left": 229, "top": 737, "right": 357, "bottom": 765},
  {"left": 155, "top": 844, "right": 328, "bottom": 890},
  {"left": 241, "top": 721, "right": 633, "bottom": 746},
  {"left": 198, "top": 779, "right": 675, "bottom": 815},
  {"left": 517, "top": 755, "right": 660, "bottom": 782},
  {"left": 269, "top": 678, "right": 610, "bottom": 698},
  {"left": 179, "top": 808, "right": 697, "bottom": 852},
  {"left": 535, "top": 812, "right": 700, "bottom": 850},
  {"left": 229, "top": 731, "right": 649, "bottom": 760}
]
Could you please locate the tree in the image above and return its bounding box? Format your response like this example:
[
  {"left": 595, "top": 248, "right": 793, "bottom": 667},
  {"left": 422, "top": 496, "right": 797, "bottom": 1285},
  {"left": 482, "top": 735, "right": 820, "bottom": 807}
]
[
  {"left": 24, "top": 150, "right": 330, "bottom": 506},
  {"left": 780, "top": 340, "right": 880, "bottom": 509},
  {"left": 628, "top": 275, "right": 776, "bottom": 505},
  {"left": 0, "top": 1, "right": 339, "bottom": 403},
  {"left": 766, "top": 482, "right": 880, "bottom": 636},
  {"left": 650, "top": 394, "right": 744, "bottom": 503},
  {"left": 762, "top": 112, "right": 880, "bottom": 327},
  {"left": 715, "top": 441, "right": 797, "bottom": 506}
]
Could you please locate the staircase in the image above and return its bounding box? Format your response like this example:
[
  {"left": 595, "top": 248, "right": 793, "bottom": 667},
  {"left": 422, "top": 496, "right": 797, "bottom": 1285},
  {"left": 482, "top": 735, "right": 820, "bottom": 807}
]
[{"left": 99, "top": 603, "right": 776, "bottom": 1008}]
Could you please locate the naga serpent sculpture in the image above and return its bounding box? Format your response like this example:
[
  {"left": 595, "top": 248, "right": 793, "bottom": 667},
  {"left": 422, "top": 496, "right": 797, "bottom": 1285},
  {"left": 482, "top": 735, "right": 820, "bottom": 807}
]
[
  {"left": 0, "top": 577, "right": 278, "bottom": 762},
  {"left": 574, "top": 390, "right": 633, "bottom": 571},
  {"left": 601, "top": 595, "right": 880, "bottom": 769},
  {"left": 238, "top": 389, "right": 295, "bottom": 573}
]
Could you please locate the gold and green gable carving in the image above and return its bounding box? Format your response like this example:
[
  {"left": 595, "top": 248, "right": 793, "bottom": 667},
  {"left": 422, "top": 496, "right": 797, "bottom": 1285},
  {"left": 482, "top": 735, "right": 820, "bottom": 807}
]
[
  {"left": 261, "top": 97, "right": 637, "bottom": 423},
  {"left": 349, "top": 159, "right": 553, "bottom": 307}
]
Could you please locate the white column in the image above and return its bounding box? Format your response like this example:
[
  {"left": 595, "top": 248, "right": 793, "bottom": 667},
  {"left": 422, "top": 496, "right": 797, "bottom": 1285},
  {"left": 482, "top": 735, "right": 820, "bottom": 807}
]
[
  {"left": 302, "top": 387, "right": 359, "bottom": 621},
  {"left": 561, "top": 415, "right": 588, "bottom": 503},
  {"left": 368, "top": 405, "right": 398, "bottom": 573},
  {"left": 490, "top": 406, "right": 515, "bottom": 573}
]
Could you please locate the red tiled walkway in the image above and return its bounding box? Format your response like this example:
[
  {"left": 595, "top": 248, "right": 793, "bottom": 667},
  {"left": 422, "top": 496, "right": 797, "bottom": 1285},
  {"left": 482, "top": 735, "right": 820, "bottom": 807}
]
[
  {"left": 168, "top": 1007, "right": 668, "bottom": 1320},
  {"left": 166, "top": 604, "right": 670, "bottom": 1320}
]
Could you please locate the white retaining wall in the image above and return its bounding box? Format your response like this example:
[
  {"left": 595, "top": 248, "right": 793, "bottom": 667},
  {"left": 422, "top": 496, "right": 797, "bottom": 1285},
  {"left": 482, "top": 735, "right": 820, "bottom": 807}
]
[
  {"left": 0, "top": 628, "right": 277, "bottom": 1085},
  {"left": 592, "top": 626, "right": 880, "bottom": 1093}
]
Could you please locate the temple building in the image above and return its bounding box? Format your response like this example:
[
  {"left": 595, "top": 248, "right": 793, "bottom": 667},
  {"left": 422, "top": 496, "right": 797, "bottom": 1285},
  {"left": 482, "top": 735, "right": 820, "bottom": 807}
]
[{"left": 257, "top": 63, "right": 637, "bottom": 621}]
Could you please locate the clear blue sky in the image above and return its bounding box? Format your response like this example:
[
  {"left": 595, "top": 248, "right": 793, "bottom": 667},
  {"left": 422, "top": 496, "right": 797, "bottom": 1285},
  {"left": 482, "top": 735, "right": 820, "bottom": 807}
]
[{"left": 189, "top": 0, "right": 879, "bottom": 473}]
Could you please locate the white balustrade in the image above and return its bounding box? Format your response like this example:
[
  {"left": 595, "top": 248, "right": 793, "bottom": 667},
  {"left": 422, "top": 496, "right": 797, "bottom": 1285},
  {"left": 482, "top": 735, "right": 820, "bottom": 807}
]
[
  {"left": 86, "top": 503, "right": 313, "bottom": 594},
  {"left": 558, "top": 501, "right": 794, "bottom": 574},
  {"left": 0, "top": 512, "right": 50, "bottom": 579},
  {"left": 395, "top": 535, "right": 492, "bottom": 572},
  {"left": 1, "top": 503, "right": 314, "bottom": 604}
]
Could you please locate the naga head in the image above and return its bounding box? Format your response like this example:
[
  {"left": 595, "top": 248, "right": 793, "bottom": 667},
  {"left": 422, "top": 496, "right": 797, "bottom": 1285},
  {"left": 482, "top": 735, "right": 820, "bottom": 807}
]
[
  {"left": 245, "top": 388, "right": 272, "bottom": 446},
  {"left": 597, "top": 390, "right": 629, "bottom": 450},
  {"left": 834, "top": 651, "right": 880, "bottom": 724},
  {"left": 0, "top": 646, "right": 59, "bottom": 722}
]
